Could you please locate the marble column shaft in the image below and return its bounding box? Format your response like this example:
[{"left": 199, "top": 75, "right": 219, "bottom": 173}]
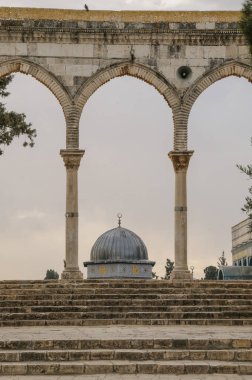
[
  {"left": 60, "top": 149, "right": 85, "bottom": 280},
  {"left": 168, "top": 150, "right": 194, "bottom": 280}
]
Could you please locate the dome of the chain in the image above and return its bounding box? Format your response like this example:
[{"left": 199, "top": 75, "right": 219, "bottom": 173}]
[{"left": 90, "top": 227, "right": 149, "bottom": 262}]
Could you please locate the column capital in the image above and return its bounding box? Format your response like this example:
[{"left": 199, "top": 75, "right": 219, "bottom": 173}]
[
  {"left": 168, "top": 150, "right": 194, "bottom": 173},
  {"left": 60, "top": 149, "right": 85, "bottom": 170}
]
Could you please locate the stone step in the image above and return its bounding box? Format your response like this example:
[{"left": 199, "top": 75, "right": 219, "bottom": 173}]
[
  {"left": 0, "top": 375, "right": 250, "bottom": 380},
  {"left": 1, "top": 338, "right": 250, "bottom": 350},
  {"left": 1, "top": 288, "right": 252, "bottom": 295},
  {"left": 1, "top": 279, "right": 252, "bottom": 284},
  {"left": 0, "top": 349, "right": 251, "bottom": 362},
  {"left": 0, "top": 360, "right": 251, "bottom": 375},
  {"left": 0, "top": 298, "right": 252, "bottom": 307},
  {"left": 1, "top": 293, "right": 252, "bottom": 301},
  {"left": 0, "top": 281, "right": 251, "bottom": 328},
  {"left": 0, "top": 305, "right": 251, "bottom": 313},
  {"left": 1, "top": 311, "right": 251, "bottom": 320},
  {"left": 0, "top": 280, "right": 251, "bottom": 289},
  {"left": 1, "top": 318, "right": 252, "bottom": 327}
]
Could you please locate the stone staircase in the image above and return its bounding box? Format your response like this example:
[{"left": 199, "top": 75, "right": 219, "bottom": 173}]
[
  {"left": 0, "top": 334, "right": 251, "bottom": 376},
  {"left": 0, "top": 280, "right": 251, "bottom": 377},
  {"left": 0, "top": 280, "right": 251, "bottom": 326}
]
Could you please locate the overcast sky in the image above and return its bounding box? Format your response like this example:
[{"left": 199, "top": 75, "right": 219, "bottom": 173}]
[{"left": 0, "top": 0, "right": 250, "bottom": 280}]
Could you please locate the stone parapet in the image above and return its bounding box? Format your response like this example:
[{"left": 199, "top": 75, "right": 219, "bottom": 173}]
[{"left": 0, "top": 8, "right": 241, "bottom": 23}]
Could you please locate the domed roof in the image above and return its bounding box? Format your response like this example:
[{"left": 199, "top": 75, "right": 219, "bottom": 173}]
[{"left": 90, "top": 227, "right": 149, "bottom": 262}]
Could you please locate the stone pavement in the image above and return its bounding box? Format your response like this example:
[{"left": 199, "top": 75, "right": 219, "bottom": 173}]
[{"left": 0, "top": 324, "right": 251, "bottom": 341}]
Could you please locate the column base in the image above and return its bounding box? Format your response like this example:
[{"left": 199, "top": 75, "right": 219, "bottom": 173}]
[
  {"left": 170, "top": 270, "right": 193, "bottom": 281},
  {"left": 61, "top": 269, "right": 83, "bottom": 281}
]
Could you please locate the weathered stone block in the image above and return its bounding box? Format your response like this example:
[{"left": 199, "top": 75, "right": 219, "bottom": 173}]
[
  {"left": 235, "top": 351, "right": 252, "bottom": 361},
  {"left": 113, "top": 364, "right": 137, "bottom": 373},
  {"left": 157, "top": 363, "right": 185, "bottom": 374},
  {"left": 172, "top": 339, "right": 188, "bottom": 349},
  {"left": 189, "top": 350, "right": 206, "bottom": 360},
  {"left": 70, "top": 351, "right": 90, "bottom": 360},
  {"left": 91, "top": 350, "right": 114, "bottom": 360},
  {"left": 0, "top": 351, "right": 19, "bottom": 362},
  {"left": 2, "top": 364, "right": 27, "bottom": 375},
  {"left": 84, "top": 364, "right": 113, "bottom": 374},
  {"left": 153, "top": 340, "right": 172, "bottom": 349},
  {"left": 232, "top": 340, "right": 251, "bottom": 349},
  {"left": 196, "top": 22, "right": 215, "bottom": 29},
  {"left": 47, "top": 351, "right": 69, "bottom": 361},
  {"left": 209, "top": 339, "right": 232, "bottom": 349},
  {"left": 37, "top": 43, "right": 94, "bottom": 57},
  {"left": 203, "top": 46, "right": 226, "bottom": 59},
  {"left": 207, "top": 350, "right": 234, "bottom": 361},
  {"left": 59, "top": 363, "right": 84, "bottom": 374},
  {"left": 185, "top": 46, "right": 204, "bottom": 59},
  {"left": 188, "top": 339, "right": 210, "bottom": 349},
  {"left": 213, "top": 364, "right": 238, "bottom": 374},
  {"left": 185, "top": 364, "right": 209, "bottom": 374},
  {"left": 27, "top": 364, "right": 47, "bottom": 375},
  {"left": 137, "top": 363, "right": 158, "bottom": 374},
  {"left": 239, "top": 364, "right": 252, "bottom": 374}
]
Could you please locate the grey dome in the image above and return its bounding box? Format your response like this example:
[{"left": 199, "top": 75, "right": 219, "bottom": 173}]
[{"left": 91, "top": 227, "right": 149, "bottom": 262}]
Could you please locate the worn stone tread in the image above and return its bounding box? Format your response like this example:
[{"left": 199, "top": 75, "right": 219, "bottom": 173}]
[
  {"left": 0, "top": 325, "right": 250, "bottom": 340},
  {"left": 0, "top": 376, "right": 251, "bottom": 380},
  {"left": 1, "top": 319, "right": 252, "bottom": 327},
  {"left": 0, "top": 304, "right": 251, "bottom": 310},
  {"left": 0, "top": 299, "right": 252, "bottom": 307},
  {"left": 0, "top": 359, "right": 252, "bottom": 375},
  {"left": 0, "top": 348, "right": 251, "bottom": 362}
]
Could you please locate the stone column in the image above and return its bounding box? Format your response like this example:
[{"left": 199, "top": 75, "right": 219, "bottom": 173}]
[
  {"left": 168, "top": 150, "right": 194, "bottom": 281},
  {"left": 60, "top": 149, "right": 85, "bottom": 280}
]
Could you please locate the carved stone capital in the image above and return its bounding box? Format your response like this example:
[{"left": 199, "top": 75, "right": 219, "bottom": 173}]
[
  {"left": 168, "top": 151, "right": 194, "bottom": 173},
  {"left": 60, "top": 149, "right": 85, "bottom": 170}
]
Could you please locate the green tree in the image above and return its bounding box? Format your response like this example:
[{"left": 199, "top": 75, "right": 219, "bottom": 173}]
[
  {"left": 0, "top": 75, "right": 36, "bottom": 155},
  {"left": 240, "top": 0, "right": 252, "bottom": 54},
  {"left": 164, "top": 258, "right": 174, "bottom": 279},
  {"left": 237, "top": 153, "right": 252, "bottom": 231},
  {"left": 44, "top": 269, "right": 59, "bottom": 280},
  {"left": 217, "top": 251, "right": 228, "bottom": 268},
  {"left": 204, "top": 266, "right": 218, "bottom": 280}
]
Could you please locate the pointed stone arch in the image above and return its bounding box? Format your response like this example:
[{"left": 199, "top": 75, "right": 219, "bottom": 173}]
[
  {"left": 184, "top": 61, "right": 252, "bottom": 112},
  {"left": 0, "top": 58, "right": 73, "bottom": 121},
  {"left": 172, "top": 61, "right": 252, "bottom": 150},
  {"left": 74, "top": 62, "right": 180, "bottom": 116}
]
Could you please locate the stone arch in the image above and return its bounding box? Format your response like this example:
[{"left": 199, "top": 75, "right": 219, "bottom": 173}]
[
  {"left": 184, "top": 61, "right": 252, "bottom": 112},
  {"left": 75, "top": 62, "right": 180, "bottom": 116},
  {"left": 0, "top": 58, "right": 72, "bottom": 121}
]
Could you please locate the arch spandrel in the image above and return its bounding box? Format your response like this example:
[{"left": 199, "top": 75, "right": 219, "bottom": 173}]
[
  {"left": 0, "top": 58, "right": 72, "bottom": 122},
  {"left": 184, "top": 61, "right": 252, "bottom": 112},
  {"left": 74, "top": 62, "right": 181, "bottom": 116}
]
